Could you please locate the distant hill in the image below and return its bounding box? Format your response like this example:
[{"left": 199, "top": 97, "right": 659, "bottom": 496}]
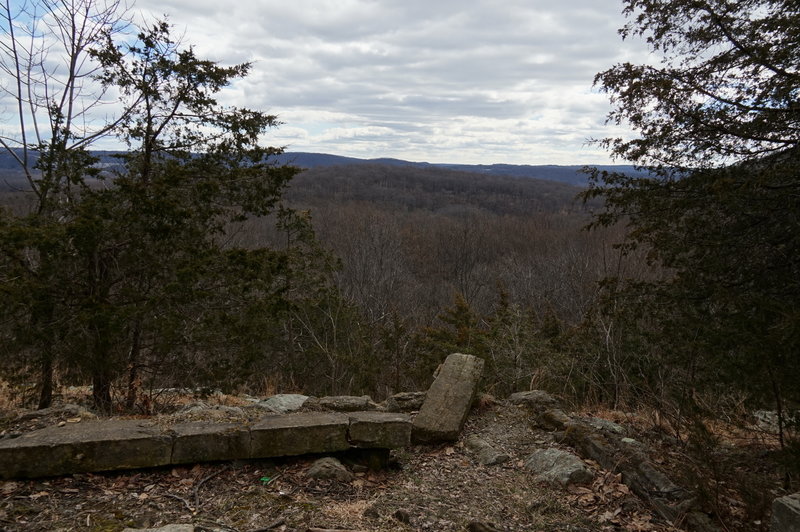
[
  {"left": 273, "top": 152, "right": 646, "bottom": 186},
  {"left": 0, "top": 149, "right": 646, "bottom": 190}
]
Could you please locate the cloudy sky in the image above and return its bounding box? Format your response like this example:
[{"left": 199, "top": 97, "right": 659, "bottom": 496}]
[{"left": 138, "top": 1, "right": 652, "bottom": 165}]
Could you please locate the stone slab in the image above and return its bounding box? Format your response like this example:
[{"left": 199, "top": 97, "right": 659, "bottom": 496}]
[
  {"left": 412, "top": 353, "right": 484, "bottom": 443},
  {"left": 772, "top": 493, "right": 800, "bottom": 532},
  {"left": 347, "top": 412, "right": 411, "bottom": 448},
  {"left": 0, "top": 419, "right": 171, "bottom": 479},
  {"left": 250, "top": 412, "right": 350, "bottom": 457},
  {"left": 170, "top": 422, "right": 251, "bottom": 464}
]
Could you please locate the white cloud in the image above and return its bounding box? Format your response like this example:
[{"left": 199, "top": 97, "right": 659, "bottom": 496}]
[{"left": 78, "top": 1, "right": 660, "bottom": 163}]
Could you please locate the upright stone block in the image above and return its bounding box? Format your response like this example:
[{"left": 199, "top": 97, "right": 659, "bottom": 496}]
[
  {"left": 250, "top": 412, "right": 349, "bottom": 458},
  {"left": 0, "top": 420, "right": 171, "bottom": 479},
  {"left": 772, "top": 493, "right": 800, "bottom": 532},
  {"left": 412, "top": 353, "right": 484, "bottom": 443}
]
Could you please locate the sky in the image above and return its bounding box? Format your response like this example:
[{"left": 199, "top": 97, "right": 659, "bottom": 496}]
[
  {"left": 128, "top": 0, "right": 658, "bottom": 165},
  {"left": 5, "top": 1, "right": 656, "bottom": 166}
]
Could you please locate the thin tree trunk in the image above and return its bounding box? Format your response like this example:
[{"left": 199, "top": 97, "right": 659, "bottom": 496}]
[
  {"left": 93, "top": 374, "right": 112, "bottom": 413},
  {"left": 125, "top": 322, "right": 142, "bottom": 411},
  {"left": 37, "top": 353, "right": 54, "bottom": 409}
]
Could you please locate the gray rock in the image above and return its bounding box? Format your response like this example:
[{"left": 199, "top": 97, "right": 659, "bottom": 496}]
[
  {"left": 412, "top": 353, "right": 484, "bottom": 443},
  {"left": 755, "top": 410, "right": 798, "bottom": 433},
  {"left": 179, "top": 403, "right": 245, "bottom": 420},
  {"left": 509, "top": 390, "right": 559, "bottom": 412},
  {"left": 464, "top": 435, "right": 510, "bottom": 466},
  {"left": 319, "top": 395, "right": 378, "bottom": 412},
  {"left": 536, "top": 408, "right": 571, "bottom": 431},
  {"left": 384, "top": 391, "right": 426, "bottom": 412},
  {"left": 586, "top": 417, "right": 626, "bottom": 435},
  {"left": 771, "top": 492, "right": 800, "bottom": 532},
  {"left": 306, "top": 457, "right": 354, "bottom": 482},
  {"left": 524, "top": 448, "right": 593, "bottom": 486},
  {"left": 256, "top": 394, "right": 310, "bottom": 414},
  {"left": 347, "top": 411, "right": 411, "bottom": 448}
]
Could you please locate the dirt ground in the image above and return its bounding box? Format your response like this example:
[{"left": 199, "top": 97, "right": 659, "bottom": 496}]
[{"left": 0, "top": 390, "right": 788, "bottom": 532}]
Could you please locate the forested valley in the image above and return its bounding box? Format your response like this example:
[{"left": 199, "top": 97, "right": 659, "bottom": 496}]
[
  {"left": 0, "top": 0, "right": 798, "bottom": 527},
  {"left": 1, "top": 159, "right": 639, "bottom": 405}
]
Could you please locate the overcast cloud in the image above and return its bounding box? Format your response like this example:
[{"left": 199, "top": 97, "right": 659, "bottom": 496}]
[{"left": 133, "top": 1, "right": 651, "bottom": 164}]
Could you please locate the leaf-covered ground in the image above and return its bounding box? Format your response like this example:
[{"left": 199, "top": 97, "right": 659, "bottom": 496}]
[{"left": 0, "top": 398, "right": 682, "bottom": 532}]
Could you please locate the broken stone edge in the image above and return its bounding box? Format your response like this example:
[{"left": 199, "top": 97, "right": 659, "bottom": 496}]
[{"left": 0, "top": 411, "right": 411, "bottom": 480}]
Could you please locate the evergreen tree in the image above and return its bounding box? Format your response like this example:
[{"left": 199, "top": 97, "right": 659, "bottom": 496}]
[{"left": 586, "top": 0, "right": 799, "bottom": 447}]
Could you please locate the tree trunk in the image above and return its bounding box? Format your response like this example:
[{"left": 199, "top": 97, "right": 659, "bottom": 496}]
[
  {"left": 125, "top": 322, "right": 142, "bottom": 411},
  {"left": 93, "top": 371, "right": 113, "bottom": 413},
  {"left": 37, "top": 354, "right": 54, "bottom": 409}
]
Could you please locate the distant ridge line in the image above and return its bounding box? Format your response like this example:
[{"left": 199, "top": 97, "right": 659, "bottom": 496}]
[
  {"left": 0, "top": 149, "right": 646, "bottom": 189},
  {"left": 273, "top": 152, "right": 645, "bottom": 186}
]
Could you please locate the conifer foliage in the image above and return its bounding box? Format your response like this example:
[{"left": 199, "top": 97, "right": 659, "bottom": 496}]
[
  {"left": 0, "top": 2, "right": 326, "bottom": 411},
  {"left": 586, "top": 0, "right": 799, "bottom": 447}
]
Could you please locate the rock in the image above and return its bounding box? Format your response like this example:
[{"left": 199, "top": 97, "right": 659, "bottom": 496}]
[
  {"left": 754, "top": 410, "right": 798, "bottom": 433},
  {"left": 170, "top": 422, "right": 250, "bottom": 464},
  {"left": 0, "top": 419, "right": 172, "bottom": 479},
  {"left": 347, "top": 411, "right": 411, "bottom": 448},
  {"left": 524, "top": 448, "right": 593, "bottom": 486},
  {"left": 586, "top": 417, "right": 626, "bottom": 435},
  {"left": 179, "top": 404, "right": 245, "bottom": 421},
  {"left": 251, "top": 412, "right": 350, "bottom": 458},
  {"left": 536, "top": 408, "right": 571, "bottom": 431},
  {"left": 306, "top": 457, "right": 354, "bottom": 482},
  {"left": 562, "top": 420, "right": 689, "bottom": 505},
  {"left": 384, "top": 391, "right": 426, "bottom": 412},
  {"left": 771, "top": 492, "right": 800, "bottom": 532},
  {"left": 508, "top": 390, "right": 560, "bottom": 412},
  {"left": 412, "top": 353, "right": 484, "bottom": 443},
  {"left": 319, "top": 395, "right": 379, "bottom": 412},
  {"left": 256, "top": 394, "right": 310, "bottom": 414},
  {"left": 562, "top": 422, "right": 617, "bottom": 470},
  {"left": 464, "top": 435, "right": 510, "bottom": 466}
]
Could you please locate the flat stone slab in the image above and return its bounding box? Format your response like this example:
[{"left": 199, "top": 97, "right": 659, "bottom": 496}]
[
  {"left": 251, "top": 412, "right": 350, "bottom": 457},
  {"left": 0, "top": 409, "right": 412, "bottom": 479},
  {"left": 412, "top": 353, "right": 484, "bottom": 443},
  {"left": 0, "top": 419, "right": 171, "bottom": 479},
  {"left": 170, "top": 422, "right": 250, "bottom": 464},
  {"left": 348, "top": 412, "right": 411, "bottom": 448}
]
